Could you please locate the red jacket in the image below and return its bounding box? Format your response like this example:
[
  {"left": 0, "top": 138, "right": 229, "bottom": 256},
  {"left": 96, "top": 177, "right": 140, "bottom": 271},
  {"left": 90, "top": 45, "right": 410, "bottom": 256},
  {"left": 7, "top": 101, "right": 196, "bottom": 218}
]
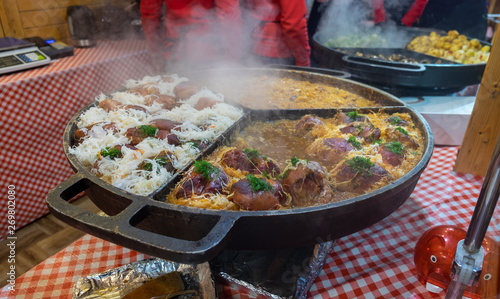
[
  {"left": 140, "top": 0, "right": 242, "bottom": 65},
  {"left": 245, "top": 0, "right": 311, "bottom": 66},
  {"left": 373, "top": 0, "right": 429, "bottom": 26}
]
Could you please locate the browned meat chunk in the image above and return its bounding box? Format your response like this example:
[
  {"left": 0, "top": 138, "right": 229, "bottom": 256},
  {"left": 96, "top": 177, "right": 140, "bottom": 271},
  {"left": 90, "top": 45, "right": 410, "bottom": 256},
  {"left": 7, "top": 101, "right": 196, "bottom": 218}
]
[
  {"left": 125, "top": 125, "right": 158, "bottom": 145},
  {"left": 282, "top": 161, "right": 334, "bottom": 207},
  {"left": 98, "top": 99, "right": 122, "bottom": 112},
  {"left": 222, "top": 148, "right": 280, "bottom": 176},
  {"left": 230, "top": 177, "right": 287, "bottom": 211},
  {"left": 175, "top": 162, "right": 228, "bottom": 199},
  {"left": 145, "top": 95, "right": 179, "bottom": 110},
  {"left": 74, "top": 122, "right": 119, "bottom": 144},
  {"left": 333, "top": 156, "right": 391, "bottom": 193},
  {"left": 194, "top": 97, "right": 221, "bottom": 110},
  {"left": 158, "top": 132, "right": 181, "bottom": 146},
  {"left": 385, "top": 116, "right": 409, "bottom": 126},
  {"left": 306, "top": 137, "right": 353, "bottom": 166},
  {"left": 129, "top": 83, "right": 159, "bottom": 96},
  {"left": 340, "top": 123, "right": 381, "bottom": 142},
  {"left": 385, "top": 128, "right": 419, "bottom": 149},
  {"left": 334, "top": 111, "right": 368, "bottom": 125},
  {"left": 380, "top": 142, "right": 406, "bottom": 167},
  {"left": 149, "top": 119, "right": 180, "bottom": 132},
  {"left": 295, "top": 115, "right": 325, "bottom": 133},
  {"left": 173, "top": 81, "right": 200, "bottom": 100},
  {"left": 222, "top": 148, "right": 254, "bottom": 172},
  {"left": 125, "top": 128, "right": 144, "bottom": 145}
]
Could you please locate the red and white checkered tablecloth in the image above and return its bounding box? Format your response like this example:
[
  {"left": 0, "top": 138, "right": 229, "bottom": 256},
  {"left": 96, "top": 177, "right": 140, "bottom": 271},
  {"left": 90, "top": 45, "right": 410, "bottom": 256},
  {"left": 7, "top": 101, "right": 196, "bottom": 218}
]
[
  {"left": 1, "top": 146, "right": 499, "bottom": 299},
  {"left": 0, "top": 39, "right": 155, "bottom": 238}
]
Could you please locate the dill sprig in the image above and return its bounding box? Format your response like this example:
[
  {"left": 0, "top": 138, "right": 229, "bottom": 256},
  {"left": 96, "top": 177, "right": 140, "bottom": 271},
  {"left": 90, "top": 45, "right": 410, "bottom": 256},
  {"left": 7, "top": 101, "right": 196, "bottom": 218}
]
[
  {"left": 247, "top": 174, "right": 273, "bottom": 192},
  {"left": 194, "top": 160, "right": 220, "bottom": 180}
]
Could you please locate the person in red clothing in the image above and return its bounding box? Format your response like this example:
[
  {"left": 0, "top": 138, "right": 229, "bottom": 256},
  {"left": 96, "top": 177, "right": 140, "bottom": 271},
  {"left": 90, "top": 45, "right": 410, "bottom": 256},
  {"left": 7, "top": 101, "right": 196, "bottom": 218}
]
[
  {"left": 373, "top": 0, "right": 488, "bottom": 39},
  {"left": 140, "top": 0, "right": 242, "bottom": 72},
  {"left": 242, "top": 0, "right": 311, "bottom": 67}
]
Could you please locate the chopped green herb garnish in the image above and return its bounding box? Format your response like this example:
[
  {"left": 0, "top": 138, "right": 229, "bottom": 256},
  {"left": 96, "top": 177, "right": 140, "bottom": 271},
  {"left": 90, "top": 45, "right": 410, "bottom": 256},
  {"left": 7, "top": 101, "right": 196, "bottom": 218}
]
[
  {"left": 186, "top": 141, "right": 201, "bottom": 149},
  {"left": 384, "top": 142, "right": 404, "bottom": 155},
  {"left": 347, "top": 156, "right": 374, "bottom": 174},
  {"left": 262, "top": 171, "right": 270, "bottom": 179},
  {"left": 355, "top": 124, "right": 363, "bottom": 132},
  {"left": 389, "top": 116, "right": 402, "bottom": 125},
  {"left": 373, "top": 139, "right": 383, "bottom": 145},
  {"left": 395, "top": 127, "right": 409, "bottom": 136},
  {"left": 243, "top": 148, "right": 262, "bottom": 160},
  {"left": 348, "top": 136, "right": 362, "bottom": 149},
  {"left": 194, "top": 160, "right": 219, "bottom": 180},
  {"left": 290, "top": 156, "right": 301, "bottom": 166},
  {"left": 100, "top": 147, "right": 121, "bottom": 160},
  {"left": 139, "top": 125, "right": 158, "bottom": 137},
  {"left": 346, "top": 111, "right": 360, "bottom": 121},
  {"left": 247, "top": 174, "right": 273, "bottom": 192},
  {"left": 142, "top": 157, "right": 168, "bottom": 171}
]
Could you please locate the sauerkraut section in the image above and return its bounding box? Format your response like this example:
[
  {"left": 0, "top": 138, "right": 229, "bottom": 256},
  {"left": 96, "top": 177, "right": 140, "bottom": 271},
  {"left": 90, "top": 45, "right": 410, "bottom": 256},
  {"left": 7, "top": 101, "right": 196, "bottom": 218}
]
[{"left": 69, "top": 74, "right": 244, "bottom": 195}]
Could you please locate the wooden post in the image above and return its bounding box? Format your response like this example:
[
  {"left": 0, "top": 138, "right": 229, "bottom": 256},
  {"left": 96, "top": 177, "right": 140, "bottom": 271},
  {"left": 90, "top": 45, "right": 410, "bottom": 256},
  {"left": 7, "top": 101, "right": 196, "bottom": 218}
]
[{"left": 454, "top": 28, "right": 500, "bottom": 176}]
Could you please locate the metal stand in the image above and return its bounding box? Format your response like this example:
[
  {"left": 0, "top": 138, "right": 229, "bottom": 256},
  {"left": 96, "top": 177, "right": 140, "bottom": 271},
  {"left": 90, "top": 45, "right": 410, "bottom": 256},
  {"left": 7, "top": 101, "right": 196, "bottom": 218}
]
[{"left": 445, "top": 134, "right": 500, "bottom": 298}]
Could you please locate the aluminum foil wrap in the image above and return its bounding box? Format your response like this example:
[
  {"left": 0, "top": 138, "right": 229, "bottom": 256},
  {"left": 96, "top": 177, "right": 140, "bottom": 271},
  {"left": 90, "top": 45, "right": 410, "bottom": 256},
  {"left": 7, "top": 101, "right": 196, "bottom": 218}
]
[
  {"left": 72, "top": 258, "right": 215, "bottom": 298},
  {"left": 211, "top": 241, "right": 335, "bottom": 299}
]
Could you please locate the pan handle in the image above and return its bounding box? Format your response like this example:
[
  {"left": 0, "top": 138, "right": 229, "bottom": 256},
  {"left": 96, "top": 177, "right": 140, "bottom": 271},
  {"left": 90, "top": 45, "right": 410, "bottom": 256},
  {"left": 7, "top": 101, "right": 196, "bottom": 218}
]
[
  {"left": 341, "top": 55, "right": 426, "bottom": 76},
  {"left": 46, "top": 173, "right": 238, "bottom": 263}
]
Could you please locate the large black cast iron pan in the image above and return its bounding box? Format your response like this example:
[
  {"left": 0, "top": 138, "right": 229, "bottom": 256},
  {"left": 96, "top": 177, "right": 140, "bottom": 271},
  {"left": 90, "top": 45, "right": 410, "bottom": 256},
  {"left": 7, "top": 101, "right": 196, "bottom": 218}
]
[
  {"left": 312, "top": 26, "right": 490, "bottom": 95},
  {"left": 46, "top": 68, "right": 434, "bottom": 264}
]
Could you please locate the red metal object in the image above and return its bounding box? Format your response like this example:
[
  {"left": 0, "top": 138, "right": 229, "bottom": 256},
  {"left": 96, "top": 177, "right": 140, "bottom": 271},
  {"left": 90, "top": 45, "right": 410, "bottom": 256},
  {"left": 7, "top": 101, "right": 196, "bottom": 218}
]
[{"left": 414, "top": 225, "right": 500, "bottom": 298}]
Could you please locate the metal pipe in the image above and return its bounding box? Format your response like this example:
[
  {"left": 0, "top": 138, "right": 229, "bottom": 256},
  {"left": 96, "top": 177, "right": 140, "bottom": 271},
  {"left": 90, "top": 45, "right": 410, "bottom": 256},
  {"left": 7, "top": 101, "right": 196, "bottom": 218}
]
[{"left": 463, "top": 133, "right": 500, "bottom": 253}]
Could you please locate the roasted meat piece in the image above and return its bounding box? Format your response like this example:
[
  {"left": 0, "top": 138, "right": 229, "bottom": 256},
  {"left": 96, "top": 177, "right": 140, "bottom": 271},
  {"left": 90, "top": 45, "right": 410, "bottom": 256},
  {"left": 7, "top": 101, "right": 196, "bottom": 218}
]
[
  {"left": 306, "top": 137, "right": 353, "bottom": 166},
  {"left": 150, "top": 119, "right": 180, "bottom": 132},
  {"left": 129, "top": 83, "right": 159, "bottom": 96},
  {"left": 282, "top": 160, "right": 334, "bottom": 207},
  {"left": 340, "top": 123, "right": 381, "bottom": 142},
  {"left": 295, "top": 115, "right": 325, "bottom": 133},
  {"left": 379, "top": 142, "right": 405, "bottom": 167},
  {"left": 230, "top": 176, "right": 288, "bottom": 211},
  {"left": 194, "top": 97, "right": 221, "bottom": 110},
  {"left": 145, "top": 95, "right": 180, "bottom": 110},
  {"left": 74, "top": 122, "right": 119, "bottom": 144},
  {"left": 125, "top": 125, "right": 158, "bottom": 145},
  {"left": 385, "top": 116, "right": 409, "bottom": 126},
  {"left": 385, "top": 127, "right": 419, "bottom": 149},
  {"left": 334, "top": 111, "right": 368, "bottom": 124},
  {"left": 173, "top": 81, "right": 200, "bottom": 100},
  {"left": 98, "top": 98, "right": 122, "bottom": 112},
  {"left": 222, "top": 148, "right": 280, "bottom": 176},
  {"left": 332, "top": 156, "right": 391, "bottom": 193},
  {"left": 175, "top": 161, "right": 228, "bottom": 199}
]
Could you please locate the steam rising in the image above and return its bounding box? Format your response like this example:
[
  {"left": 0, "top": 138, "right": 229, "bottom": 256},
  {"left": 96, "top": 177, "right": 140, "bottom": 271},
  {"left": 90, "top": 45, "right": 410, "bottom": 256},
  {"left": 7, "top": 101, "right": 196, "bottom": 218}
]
[{"left": 315, "top": 0, "right": 416, "bottom": 48}]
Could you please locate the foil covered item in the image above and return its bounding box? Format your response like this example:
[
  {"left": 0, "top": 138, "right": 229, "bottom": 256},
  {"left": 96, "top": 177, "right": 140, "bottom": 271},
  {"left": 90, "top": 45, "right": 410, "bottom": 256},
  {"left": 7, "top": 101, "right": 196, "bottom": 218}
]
[{"left": 72, "top": 258, "right": 215, "bottom": 298}]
